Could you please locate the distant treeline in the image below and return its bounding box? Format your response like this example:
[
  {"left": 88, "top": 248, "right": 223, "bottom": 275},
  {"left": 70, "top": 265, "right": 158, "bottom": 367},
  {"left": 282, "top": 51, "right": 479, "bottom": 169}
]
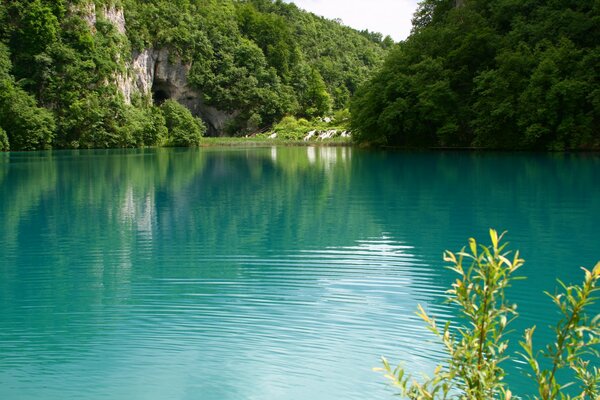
[
  {"left": 0, "top": 0, "right": 389, "bottom": 151},
  {"left": 351, "top": 0, "right": 599, "bottom": 150}
]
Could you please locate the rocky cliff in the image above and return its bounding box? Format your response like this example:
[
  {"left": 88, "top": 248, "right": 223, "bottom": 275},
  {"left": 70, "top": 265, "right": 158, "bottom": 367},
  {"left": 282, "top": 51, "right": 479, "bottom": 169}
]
[
  {"left": 80, "top": 3, "right": 235, "bottom": 136},
  {"left": 123, "top": 48, "right": 235, "bottom": 136}
]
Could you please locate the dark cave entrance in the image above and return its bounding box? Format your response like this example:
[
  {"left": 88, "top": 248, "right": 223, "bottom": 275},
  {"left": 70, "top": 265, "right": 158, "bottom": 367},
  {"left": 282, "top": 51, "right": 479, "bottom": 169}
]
[{"left": 152, "top": 80, "right": 173, "bottom": 106}]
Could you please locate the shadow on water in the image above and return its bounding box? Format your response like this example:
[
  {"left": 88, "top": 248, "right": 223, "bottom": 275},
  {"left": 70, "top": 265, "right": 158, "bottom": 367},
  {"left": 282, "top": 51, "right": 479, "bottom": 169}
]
[{"left": 0, "top": 148, "right": 599, "bottom": 399}]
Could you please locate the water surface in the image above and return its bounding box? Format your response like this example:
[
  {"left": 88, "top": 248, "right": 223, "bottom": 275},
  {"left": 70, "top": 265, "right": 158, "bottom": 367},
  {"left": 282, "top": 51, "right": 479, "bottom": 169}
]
[{"left": 0, "top": 147, "right": 598, "bottom": 399}]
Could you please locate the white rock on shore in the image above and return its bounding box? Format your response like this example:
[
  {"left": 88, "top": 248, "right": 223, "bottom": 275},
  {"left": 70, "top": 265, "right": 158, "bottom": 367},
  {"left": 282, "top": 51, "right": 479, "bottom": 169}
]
[
  {"left": 318, "top": 130, "right": 337, "bottom": 140},
  {"left": 304, "top": 130, "right": 316, "bottom": 141}
]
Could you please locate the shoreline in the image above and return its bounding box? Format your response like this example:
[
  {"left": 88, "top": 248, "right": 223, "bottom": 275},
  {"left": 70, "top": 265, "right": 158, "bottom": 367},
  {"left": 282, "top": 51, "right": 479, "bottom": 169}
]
[
  {"left": 0, "top": 137, "right": 354, "bottom": 154},
  {"left": 200, "top": 137, "right": 352, "bottom": 147},
  {"left": 3, "top": 137, "right": 600, "bottom": 153}
]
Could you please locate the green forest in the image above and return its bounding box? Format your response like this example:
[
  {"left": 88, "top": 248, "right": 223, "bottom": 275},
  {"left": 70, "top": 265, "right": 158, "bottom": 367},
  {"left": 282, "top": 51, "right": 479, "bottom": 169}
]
[
  {"left": 1, "top": 0, "right": 599, "bottom": 151},
  {"left": 351, "top": 0, "right": 599, "bottom": 150},
  {"left": 0, "top": 0, "right": 389, "bottom": 150}
]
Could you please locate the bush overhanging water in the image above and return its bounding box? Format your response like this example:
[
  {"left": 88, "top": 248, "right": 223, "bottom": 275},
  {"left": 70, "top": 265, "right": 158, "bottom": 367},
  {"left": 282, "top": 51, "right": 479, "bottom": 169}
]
[{"left": 379, "top": 230, "right": 599, "bottom": 399}]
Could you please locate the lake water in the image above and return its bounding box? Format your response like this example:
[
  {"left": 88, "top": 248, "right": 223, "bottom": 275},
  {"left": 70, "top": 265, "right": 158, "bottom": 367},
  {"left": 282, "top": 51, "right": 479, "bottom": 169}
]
[{"left": 0, "top": 147, "right": 598, "bottom": 399}]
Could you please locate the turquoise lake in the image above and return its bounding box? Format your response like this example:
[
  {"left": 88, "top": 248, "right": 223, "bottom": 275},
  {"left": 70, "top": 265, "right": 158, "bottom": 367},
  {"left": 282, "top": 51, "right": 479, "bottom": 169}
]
[{"left": 0, "top": 147, "right": 598, "bottom": 399}]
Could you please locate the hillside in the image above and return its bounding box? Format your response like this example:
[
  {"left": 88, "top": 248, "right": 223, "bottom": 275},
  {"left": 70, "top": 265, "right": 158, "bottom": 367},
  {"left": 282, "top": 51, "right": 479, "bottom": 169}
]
[
  {"left": 351, "top": 0, "right": 599, "bottom": 150},
  {"left": 0, "top": 0, "right": 389, "bottom": 150}
]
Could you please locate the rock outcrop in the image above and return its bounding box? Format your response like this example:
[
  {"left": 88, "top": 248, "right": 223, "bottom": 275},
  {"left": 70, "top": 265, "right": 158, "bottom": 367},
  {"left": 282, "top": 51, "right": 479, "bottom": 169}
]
[
  {"left": 80, "top": 2, "right": 236, "bottom": 136},
  {"left": 103, "top": 5, "right": 126, "bottom": 35}
]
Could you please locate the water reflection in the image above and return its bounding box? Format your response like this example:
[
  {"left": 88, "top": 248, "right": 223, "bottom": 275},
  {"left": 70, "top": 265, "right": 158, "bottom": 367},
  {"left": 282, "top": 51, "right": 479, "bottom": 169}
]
[{"left": 0, "top": 148, "right": 599, "bottom": 399}]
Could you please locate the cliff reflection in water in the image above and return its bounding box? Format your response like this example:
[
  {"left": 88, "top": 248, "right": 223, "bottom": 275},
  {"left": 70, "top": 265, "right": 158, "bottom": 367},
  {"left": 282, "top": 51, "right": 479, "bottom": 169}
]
[{"left": 0, "top": 148, "right": 599, "bottom": 399}]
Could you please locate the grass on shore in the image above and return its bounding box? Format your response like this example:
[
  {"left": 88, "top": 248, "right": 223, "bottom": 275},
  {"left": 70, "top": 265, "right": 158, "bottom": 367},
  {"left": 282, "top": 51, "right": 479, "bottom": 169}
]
[{"left": 200, "top": 136, "right": 352, "bottom": 147}]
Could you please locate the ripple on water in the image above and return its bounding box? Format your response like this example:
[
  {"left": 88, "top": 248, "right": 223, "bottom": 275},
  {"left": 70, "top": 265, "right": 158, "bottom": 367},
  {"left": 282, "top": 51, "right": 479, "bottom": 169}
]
[{"left": 1, "top": 149, "right": 599, "bottom": 399}]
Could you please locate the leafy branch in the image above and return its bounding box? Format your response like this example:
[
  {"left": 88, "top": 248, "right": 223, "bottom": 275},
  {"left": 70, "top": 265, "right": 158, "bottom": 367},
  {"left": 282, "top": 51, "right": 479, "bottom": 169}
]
[{"left": 378, "top": 230, "right": 599, "bottom": 399}]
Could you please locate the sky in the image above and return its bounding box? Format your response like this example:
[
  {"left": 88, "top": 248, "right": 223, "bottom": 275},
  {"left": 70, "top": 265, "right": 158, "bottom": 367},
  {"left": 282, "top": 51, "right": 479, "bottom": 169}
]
[{"left": 283, "top": 0, "right": 420, "bottom": 41}]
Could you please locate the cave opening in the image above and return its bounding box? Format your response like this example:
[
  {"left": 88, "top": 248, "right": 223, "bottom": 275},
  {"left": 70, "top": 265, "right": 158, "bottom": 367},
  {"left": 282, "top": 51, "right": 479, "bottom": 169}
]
[{"left": 152, "top": 80, "right": 173, "bottom": 106}]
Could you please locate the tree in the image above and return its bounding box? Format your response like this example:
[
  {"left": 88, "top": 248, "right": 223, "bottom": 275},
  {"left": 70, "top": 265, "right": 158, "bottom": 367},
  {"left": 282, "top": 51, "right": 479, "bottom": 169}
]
[
  {"left": 0, "top": 43, "right": 54, "bottom": 151},
  {"left": 303, "top": 68, "right": 332, "bottom": 118},
  {"left": 351, "top": 0, "right": 599, "bottom": 149},
  {"left": 161, "top": 100, "right": 205, "bottom": 147}
]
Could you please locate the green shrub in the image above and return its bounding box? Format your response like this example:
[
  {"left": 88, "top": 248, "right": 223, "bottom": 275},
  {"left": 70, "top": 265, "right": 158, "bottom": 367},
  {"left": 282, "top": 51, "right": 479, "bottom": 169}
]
[
  {"left": 58, "top": 92, "right": 124, "bottom": 149},
  {"left": 264, "top": 113, "right": 352, "bottom": 141},
  {"left": 121, "top": 106, "right": 168, "bottom": 147},
  {"left": 333, "top": 109, "right": 351, "bottom": 124},
  {"left": 270, "top": 116, "right": 312, "bottom": 140},
  {"left": 380, "top": 230, "right": 600, "bottom": 399},
  {"left": 0, "top": 80, "right": 55, "bottom": 151},
  {"left": 0, "top": 126, "right": 9, "bottom": 151},
  {"left": 161, "top": 100, "right": 205, "bottom": 147},
  {"left": 0, "top": 43, "right": 54, "bottom": 151}
]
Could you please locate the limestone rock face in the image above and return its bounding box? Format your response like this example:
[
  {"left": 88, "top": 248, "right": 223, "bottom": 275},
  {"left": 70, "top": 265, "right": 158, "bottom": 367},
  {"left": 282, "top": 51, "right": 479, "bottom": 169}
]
[
  {"left": 80, "top": 1, "right": 235, "bottom": 136},
  {"left": 130, "top": 49, "right": 155, "bottom": 97},
  {"left": 143, "top": 49, "right": 235, "bottom": 136},
  {"left": 153, "top": 48, "right": 193, "bottom": 103},
  {"left": 103, "top": 5, "right": 126, "bottom": 35}
]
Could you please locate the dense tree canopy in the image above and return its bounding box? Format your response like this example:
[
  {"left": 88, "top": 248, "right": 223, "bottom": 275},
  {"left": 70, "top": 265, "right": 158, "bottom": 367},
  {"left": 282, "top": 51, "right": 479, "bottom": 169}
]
[
  {"left": 351, "top": 0, "right": 600, "bottom": 150},
  {"left": 0, "top": 0, "right": 388, "bottom": 150}
]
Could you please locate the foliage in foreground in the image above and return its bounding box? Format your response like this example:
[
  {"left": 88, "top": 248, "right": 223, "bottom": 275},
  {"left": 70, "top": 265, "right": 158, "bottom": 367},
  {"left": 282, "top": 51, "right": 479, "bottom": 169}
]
[{"left": 379, "top": 230, "right": 600, "bottom": 399}]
